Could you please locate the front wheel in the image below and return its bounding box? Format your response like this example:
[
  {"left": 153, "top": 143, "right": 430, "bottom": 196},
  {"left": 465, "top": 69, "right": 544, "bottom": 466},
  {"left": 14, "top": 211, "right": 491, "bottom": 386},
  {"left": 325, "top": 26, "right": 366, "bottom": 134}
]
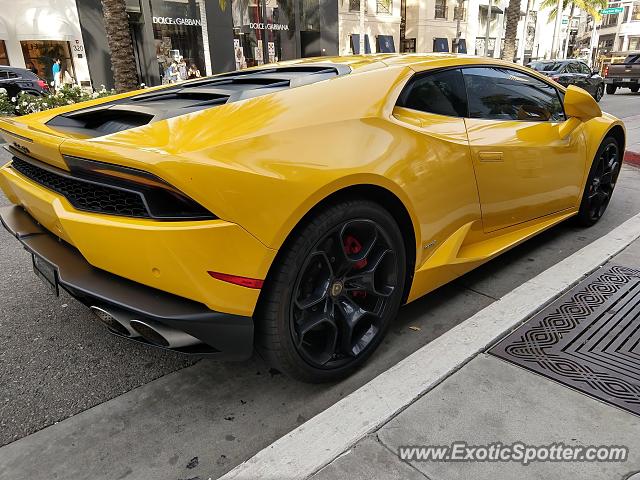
[
  {"left": 594, "top": 84, "right": 604, "bottom": 102},
  {"left": 255, "top": 200, "right": 406, "bottom": 382},
  {"left": 576, "top": 137, "right": 621, "bottom": 227},
  {"left": 631, "top": 86, "right": 639, "bottom": 93},
  {"left": 606, "top": 84, "right": 617, "bottom": 95}
]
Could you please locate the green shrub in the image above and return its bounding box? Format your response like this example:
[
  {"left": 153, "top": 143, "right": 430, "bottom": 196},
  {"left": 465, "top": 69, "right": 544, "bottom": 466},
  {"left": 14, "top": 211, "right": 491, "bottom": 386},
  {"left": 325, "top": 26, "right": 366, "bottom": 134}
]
[{"left": 0, "top": 84, "right": 117, "bottom": 117}]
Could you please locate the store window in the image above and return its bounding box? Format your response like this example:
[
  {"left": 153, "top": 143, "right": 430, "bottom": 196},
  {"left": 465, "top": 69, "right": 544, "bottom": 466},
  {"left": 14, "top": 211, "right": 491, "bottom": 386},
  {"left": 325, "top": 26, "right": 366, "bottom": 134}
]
[
  {"left": 0, "top": 41, "right": 8, "bottom": 66},
  {"left": 632, "top": 2, "right": 640, "bottom": 20},
  {"left": 20, "top": 41, "right": 74, "bottom": 84},
  {"left": 232, "top": 0, "right": 297, "bottom": 69},
  {"left": 149, "top": 0, "right": 207, "bottom": 83}
]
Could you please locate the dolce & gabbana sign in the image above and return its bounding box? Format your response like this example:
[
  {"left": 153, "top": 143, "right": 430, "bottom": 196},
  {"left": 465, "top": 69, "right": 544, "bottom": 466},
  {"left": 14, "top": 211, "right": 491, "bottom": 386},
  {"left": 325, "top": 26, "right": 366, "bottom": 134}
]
[
  {"left": 153, "top": 16, "right": 202, "bottom": 26},
  {"left": 247, "top": 22, "right": 289, "bottom": 31}
]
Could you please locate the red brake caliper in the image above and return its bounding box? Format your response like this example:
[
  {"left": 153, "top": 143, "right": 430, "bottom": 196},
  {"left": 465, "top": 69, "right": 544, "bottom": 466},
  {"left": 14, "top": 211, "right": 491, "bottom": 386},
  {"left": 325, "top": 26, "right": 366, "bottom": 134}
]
[{"left": 344, "top": 235, "right": 367, "bottom": 298}]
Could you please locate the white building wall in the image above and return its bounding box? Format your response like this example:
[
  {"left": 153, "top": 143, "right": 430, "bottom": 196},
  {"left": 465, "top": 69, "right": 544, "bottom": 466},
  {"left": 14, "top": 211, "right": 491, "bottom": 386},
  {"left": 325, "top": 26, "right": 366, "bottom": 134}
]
[
  {"left": 338, "top": 0, "right": 402, "bottom": 54},
  {"left": 0, "top": 0, "right": 91, "bottom": 86}
]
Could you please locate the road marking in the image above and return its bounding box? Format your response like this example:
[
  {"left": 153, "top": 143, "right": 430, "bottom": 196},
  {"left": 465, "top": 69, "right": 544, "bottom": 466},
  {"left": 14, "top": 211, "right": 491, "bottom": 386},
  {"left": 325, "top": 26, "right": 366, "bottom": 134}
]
[{"left": 220, "top": 212, "right": 640, "bottom": 480}]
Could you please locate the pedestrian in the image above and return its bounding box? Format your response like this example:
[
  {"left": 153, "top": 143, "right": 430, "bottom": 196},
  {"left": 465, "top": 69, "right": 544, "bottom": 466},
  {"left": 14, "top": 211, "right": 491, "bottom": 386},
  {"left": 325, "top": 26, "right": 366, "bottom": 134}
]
[
  {"left": 187, "top": 64, "right": 201, "bottom": 80},
  {"left": 165, "top": 62, "right": 179, "bottom": 84},
  {"left": 52, "top": 58, "right": 62, "bottom": 91},
  {"left": 178, "top": 57, "right": 187, "bottom": 81}
]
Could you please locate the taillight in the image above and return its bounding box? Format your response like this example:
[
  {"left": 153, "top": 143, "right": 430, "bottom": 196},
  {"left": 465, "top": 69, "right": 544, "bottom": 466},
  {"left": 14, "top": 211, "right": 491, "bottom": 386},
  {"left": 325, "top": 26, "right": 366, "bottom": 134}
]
[
  {"left": 604, "top": 65, "right": 609, "bottom": 77},
  {"left": 208, "top": 271, "right": 264, "bottom": 289},
  {"left": 37, "top": 79, "right": 48, "bottom": 89}
]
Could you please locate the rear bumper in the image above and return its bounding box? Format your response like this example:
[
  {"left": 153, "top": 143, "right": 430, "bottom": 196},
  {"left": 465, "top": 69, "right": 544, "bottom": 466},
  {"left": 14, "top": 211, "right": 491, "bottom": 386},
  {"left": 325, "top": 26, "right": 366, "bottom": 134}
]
[
  {"left": 604, "top": 78, "right": 639, "bottom": 85},
  {"left": 0, "top": 161, "right": 276, "bottom": 316},
  {"left": 0, "top": 205, "right": 254, "bottom": 360}
]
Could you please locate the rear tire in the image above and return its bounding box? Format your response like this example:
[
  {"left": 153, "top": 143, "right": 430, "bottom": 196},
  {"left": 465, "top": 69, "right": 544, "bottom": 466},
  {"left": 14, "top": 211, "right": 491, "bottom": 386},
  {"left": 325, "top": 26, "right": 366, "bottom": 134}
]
[
  {"left": 606, "top": 84, "right": 617, "bottom": 95},
  {"left": 576, "top": 137, "right": 621, "bottom": 227},
  {"left": 255, "top": 199, "right": 406, "bottom": 382}
]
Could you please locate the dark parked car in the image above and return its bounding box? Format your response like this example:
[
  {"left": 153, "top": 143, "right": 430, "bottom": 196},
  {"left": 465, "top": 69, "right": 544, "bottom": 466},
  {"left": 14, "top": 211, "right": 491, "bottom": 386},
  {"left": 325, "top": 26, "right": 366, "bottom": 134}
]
[
  {"left": 0, "top": 66, "right": 48, "bottom": 98},
  {"left": 528, "top": 60, "right": 604, "bottom": 102}
]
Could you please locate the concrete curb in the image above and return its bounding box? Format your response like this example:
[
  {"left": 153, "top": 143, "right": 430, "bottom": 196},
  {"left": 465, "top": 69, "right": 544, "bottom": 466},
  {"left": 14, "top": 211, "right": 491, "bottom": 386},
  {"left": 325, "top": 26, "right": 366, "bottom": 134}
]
[
  {"left": 219, "top": 213, "right": 640, "bottom": 480},
  {"left": 625, "top": 150, "right": 640, "bottom": 168}
]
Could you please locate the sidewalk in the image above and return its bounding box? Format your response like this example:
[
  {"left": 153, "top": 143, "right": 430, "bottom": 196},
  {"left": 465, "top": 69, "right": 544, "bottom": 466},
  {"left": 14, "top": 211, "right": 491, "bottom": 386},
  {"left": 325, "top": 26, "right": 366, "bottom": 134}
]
[{"left": 311, "top": 238, "right": 640, "bottom": 480}]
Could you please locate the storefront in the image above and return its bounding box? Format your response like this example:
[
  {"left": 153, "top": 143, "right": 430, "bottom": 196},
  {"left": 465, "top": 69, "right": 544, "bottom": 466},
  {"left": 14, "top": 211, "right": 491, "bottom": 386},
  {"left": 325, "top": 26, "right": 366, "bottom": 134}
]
[
  {"left": 76, "top": 0, "right": 338, "bottom": 89},
  {"left": 231, "top": 0, "right": 335, "bottom": 68},
  {"left": 0, "top": 1, "right": 92, "bottom": 86}
]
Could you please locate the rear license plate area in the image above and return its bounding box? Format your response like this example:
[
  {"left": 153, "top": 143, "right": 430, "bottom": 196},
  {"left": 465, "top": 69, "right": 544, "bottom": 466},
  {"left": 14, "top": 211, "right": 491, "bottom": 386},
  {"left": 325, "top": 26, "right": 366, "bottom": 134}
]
[{"left": 32, "top": 253, "right": 59, "bottom": 295}]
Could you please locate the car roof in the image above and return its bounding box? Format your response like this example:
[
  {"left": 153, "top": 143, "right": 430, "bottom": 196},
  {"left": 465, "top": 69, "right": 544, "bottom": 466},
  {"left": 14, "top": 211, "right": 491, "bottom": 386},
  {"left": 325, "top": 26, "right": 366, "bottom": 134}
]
[
  {"left": 280, "top": 53, "right": 535, "bottom": 73},
  {"left": 0, "top": 65, "right": 34, "bottom": 73}
]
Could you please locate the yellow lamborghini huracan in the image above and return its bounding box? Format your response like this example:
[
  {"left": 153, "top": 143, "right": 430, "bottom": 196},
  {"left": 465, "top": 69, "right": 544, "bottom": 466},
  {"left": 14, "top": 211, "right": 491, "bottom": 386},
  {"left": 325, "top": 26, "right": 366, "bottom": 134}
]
[{"left": 0, "top": 54, "right": 625, "bottom": 381}]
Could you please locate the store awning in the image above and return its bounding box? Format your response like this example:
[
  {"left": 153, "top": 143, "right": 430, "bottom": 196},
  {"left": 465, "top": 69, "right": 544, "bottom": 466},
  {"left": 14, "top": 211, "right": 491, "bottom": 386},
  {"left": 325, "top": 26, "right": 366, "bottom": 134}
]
[
  {"left": 0, "top": 17, "right": 8, "bottom": 40},
  {"left": 479, "top": 4, "right": 504, "bottom": 14},
  {"left": 15, "top": 8, "right": 75, "bottom": 41}
]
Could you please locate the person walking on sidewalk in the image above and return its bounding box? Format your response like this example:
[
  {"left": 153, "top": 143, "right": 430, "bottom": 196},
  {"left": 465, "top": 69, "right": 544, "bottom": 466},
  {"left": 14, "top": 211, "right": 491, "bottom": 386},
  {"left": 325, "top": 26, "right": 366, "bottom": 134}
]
[{"left": 52, "top": 59, "right": 62, "bottom": 91}]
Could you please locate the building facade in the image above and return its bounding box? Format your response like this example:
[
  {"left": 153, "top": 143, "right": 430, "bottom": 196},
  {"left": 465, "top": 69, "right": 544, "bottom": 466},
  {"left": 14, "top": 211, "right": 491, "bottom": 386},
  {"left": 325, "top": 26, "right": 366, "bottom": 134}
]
[
  {"left": 574, "top": 1, "right": 640, "bottom": 67},
  {"left": 76, "top": 0, "right": 339, "bottom": 89},
  {"left": 0, "top": 0, "right": 92, "bottom": 87}
]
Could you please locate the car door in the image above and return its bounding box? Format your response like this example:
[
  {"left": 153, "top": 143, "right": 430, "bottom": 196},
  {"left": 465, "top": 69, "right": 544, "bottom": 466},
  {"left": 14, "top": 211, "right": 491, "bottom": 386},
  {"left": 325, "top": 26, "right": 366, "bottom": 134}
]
[
  {"left": 578, "top": 62, "right": 599, "bottom": 95},
  {"left": 564, "top": 62, "right": 586, "bottom": 90},
  {"left": 462, "top": 66, "right": 587, "bottom": 233},
  {"left": 391, "top": 68, "right": 481, "bottom": 252}
]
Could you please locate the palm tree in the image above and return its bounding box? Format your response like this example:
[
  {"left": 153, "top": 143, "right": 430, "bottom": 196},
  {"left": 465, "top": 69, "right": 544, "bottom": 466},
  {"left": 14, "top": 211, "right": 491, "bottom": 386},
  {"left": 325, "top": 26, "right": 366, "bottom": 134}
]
[
  {"left": 502, "top": 0, "right": 606, "bottom": 62},
  {"left": 501, "top": 0, "right": 522, "bottom": 61},
  {"left": 101, "top": 0, "right": 139, "bottom": 92},
  {"left": 541, "top": 0, "right": 606, "bottom": 20}
]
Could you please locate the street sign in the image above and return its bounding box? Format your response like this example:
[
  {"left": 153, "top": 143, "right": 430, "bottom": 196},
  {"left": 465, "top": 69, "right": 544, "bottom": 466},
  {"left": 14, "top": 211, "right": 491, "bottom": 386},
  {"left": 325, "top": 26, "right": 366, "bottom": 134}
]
[{"left": 599, "top": 7, "right": 623, "bottom": 14}]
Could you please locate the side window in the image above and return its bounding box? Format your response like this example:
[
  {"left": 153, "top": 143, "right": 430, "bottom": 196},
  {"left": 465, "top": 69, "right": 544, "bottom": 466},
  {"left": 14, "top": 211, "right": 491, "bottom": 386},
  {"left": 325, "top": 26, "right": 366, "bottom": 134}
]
[
  {"left": 566, "top": 63, "right": 580, "bottom": 73},
  {"left": 397, "top": 68, "right": 468, "bottom": 117},
  {"left": 7, "top": 71, "right": 18, "bottom": 79},
  {"left": 0, "top": 71, "right": 7, "bottom": 80},
  {"left": 462, "top": 67, "right": 565, "bottom": 122},
  {"left": 579, "top": 63, "right": 591, "bottom": 75}
]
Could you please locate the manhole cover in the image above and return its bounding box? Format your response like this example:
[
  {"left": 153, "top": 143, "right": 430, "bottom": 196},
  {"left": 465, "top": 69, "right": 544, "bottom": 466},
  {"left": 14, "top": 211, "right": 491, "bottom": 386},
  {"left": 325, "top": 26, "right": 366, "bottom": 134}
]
[{"left": 490, "top": 264, "right": 640, "bottom": 415}]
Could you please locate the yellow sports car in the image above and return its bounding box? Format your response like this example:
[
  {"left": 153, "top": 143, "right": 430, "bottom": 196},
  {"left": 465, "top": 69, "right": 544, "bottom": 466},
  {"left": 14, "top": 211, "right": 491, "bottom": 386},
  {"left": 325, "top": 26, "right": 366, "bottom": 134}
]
[{"left": 0, "top": 54, "right": 625, "bottom": 382}]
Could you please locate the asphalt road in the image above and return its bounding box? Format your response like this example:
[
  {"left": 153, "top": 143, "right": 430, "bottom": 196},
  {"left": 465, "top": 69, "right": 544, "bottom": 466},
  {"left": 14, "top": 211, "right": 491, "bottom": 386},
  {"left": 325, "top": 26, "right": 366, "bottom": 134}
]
[{"left": 1, "top": 94, "right": 640, "bottom": 479}]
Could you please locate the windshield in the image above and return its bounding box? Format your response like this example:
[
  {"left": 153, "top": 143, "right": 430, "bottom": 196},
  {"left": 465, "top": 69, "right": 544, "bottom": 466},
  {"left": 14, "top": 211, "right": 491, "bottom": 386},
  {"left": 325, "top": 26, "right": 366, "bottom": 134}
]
[{"left": 529, "top": 62, "right": 564, "bottom": 72}]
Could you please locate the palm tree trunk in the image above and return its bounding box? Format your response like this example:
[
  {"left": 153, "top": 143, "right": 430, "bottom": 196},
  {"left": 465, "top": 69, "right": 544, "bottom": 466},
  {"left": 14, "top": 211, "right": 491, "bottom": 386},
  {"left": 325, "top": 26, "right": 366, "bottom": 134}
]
[
  {"left": 101, "top": 0, "right": 139, "bottom": 92},
  {"left": 501, "top": 0, "right": 521, "bottom": 61}
]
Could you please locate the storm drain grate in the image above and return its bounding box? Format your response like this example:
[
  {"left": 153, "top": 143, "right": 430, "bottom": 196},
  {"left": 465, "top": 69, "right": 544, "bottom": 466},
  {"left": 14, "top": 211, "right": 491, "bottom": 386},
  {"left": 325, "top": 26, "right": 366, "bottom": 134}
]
[{"left": 490, "top": 264, "right": 640, "bottom": 416}]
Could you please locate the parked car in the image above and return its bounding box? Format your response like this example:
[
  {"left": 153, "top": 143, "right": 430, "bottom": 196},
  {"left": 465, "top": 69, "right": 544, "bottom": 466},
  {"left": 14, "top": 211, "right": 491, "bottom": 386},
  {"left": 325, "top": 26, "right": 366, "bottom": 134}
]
[
  {"left": 603, "top": 52, "right": 640, "bottom": 95},
  {"left": 0, "top": 66, "right": 48, "bottom": 98},
  {"left": 528, "top": 59, "right": 605, "bottom": 101},
  {"left": 0, "top": 55, "right": 625, "bottom": 382}
]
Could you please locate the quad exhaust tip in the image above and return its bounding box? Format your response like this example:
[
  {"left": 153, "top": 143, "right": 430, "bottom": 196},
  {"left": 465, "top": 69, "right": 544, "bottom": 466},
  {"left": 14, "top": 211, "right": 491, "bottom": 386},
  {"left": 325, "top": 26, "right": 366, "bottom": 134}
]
[
  {"left": 90, "top": 306, "right": 133, "bottom": 337},
  {"left": 90, "top": 305, "right": 201, "bottom": 349},
  {"left": 129, "top": 319, "right": 200, "bottom": 349}
]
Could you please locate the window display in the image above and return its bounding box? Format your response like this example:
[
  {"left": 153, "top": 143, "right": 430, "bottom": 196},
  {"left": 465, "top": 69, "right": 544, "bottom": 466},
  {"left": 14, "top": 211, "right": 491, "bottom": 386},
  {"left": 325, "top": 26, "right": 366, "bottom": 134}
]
[
  {"left": 149, "top": 0, "right": 207, "bottom": 83},
  {"left": 20, "top": 40, "right": 75, "bottom": 85}
]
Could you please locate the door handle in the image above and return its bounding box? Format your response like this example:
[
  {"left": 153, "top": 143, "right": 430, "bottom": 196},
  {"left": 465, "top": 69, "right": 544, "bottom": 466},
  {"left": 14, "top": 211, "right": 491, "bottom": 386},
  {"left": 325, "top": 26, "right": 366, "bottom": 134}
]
[{"left": 478, "top": 151, "right": 504, "bottom": 162}]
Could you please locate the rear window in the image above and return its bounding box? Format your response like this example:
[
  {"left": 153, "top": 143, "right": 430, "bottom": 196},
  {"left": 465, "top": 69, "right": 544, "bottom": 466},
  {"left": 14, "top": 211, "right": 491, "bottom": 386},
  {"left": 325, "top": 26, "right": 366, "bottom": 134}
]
[{"left": 622, "top": 55, "right": 640, "bottom": 64}]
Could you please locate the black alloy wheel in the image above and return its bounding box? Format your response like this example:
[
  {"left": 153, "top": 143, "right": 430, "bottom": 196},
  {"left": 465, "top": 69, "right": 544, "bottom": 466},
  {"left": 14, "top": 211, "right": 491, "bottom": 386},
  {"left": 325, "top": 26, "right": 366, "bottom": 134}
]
[
  {"left": 290, "top": 219, "right": 398, "bottom": 368},
  {"left": 577, "top": 137, "right": 621, "bottom": 226},
  {"left": 256, "top": 200, "right": 406, "bottom": 382},
  {"left": 594, "top": 84, "right": 604, "bottom": 102}
]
